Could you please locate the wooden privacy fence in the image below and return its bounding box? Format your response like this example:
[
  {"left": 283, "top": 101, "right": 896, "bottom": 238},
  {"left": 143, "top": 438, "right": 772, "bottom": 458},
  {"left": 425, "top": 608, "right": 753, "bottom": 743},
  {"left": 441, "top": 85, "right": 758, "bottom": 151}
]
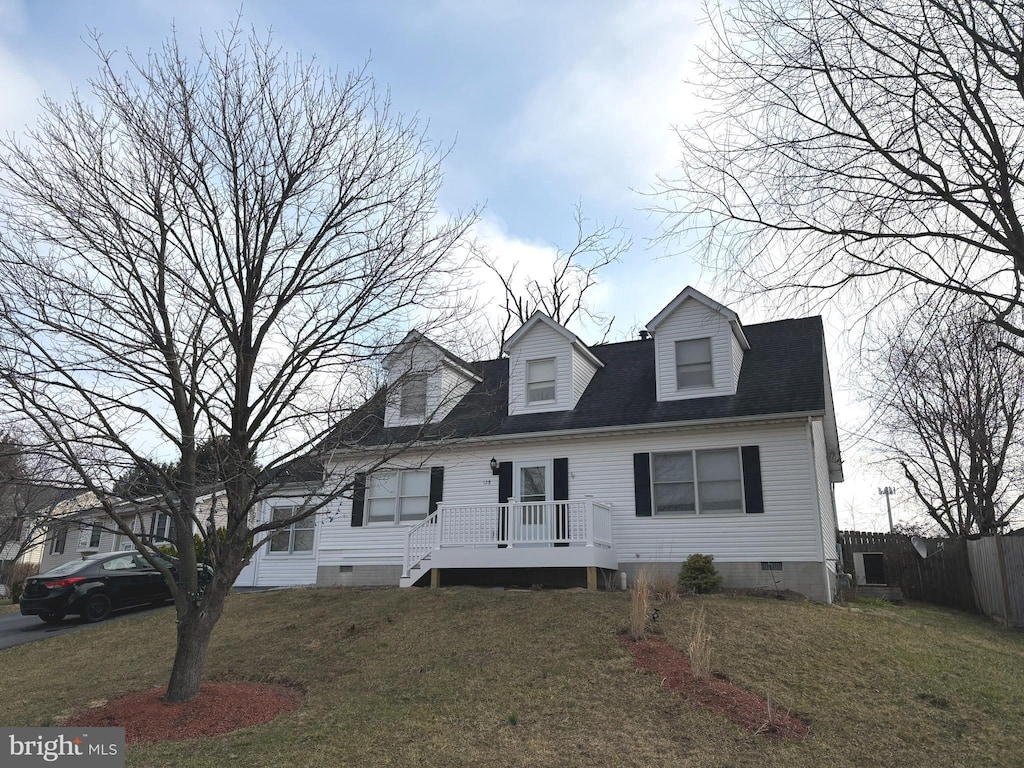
[
  {"left": 967, "top": 536, "right": 1024, "bottom": 628},
  {"left": 839, "top": 531, "right": 975, "bottom": 613},
  {"left": 840, "top": 531, "right": 1024, "bottom": 626}
]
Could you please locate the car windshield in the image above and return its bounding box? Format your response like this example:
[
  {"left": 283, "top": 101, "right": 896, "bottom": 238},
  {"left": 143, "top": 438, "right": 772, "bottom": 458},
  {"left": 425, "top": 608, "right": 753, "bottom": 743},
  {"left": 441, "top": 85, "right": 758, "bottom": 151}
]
[{"left": 39, "top": 558, "right": 93, "bottom": 578}]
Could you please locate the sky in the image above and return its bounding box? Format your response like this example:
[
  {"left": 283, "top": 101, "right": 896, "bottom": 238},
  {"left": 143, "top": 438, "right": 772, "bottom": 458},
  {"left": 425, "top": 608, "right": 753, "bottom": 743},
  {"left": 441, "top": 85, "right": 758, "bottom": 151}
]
[{"left": 0, "top": 0, "right": 906, "bottom": 531}]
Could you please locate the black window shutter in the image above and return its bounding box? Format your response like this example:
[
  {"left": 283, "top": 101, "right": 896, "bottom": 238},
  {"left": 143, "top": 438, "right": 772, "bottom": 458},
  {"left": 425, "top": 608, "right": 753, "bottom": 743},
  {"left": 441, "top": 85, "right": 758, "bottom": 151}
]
[
  {"left": 498, "top": 461, "right": 513, "bottom": 503},
  {"left": 741, "top": 446, "right": 764, "bottom": 514},
  {"left": 553, "top": 458, "right": 569, "bottom": 500},
  {"left": 429, "top": 466, "right": 445, "bottom": 514},
  {"left": 553, "top": 458, "right": 569, "bottom": 545},
  {"left": 351, "top": 473, "right": 367, "bottom": 527},
  {"left": 633, "top": 453, "right": 652, "bottom": 517},
  {"left": 497, "top": 461, "right": 513, "bottom": 547}
]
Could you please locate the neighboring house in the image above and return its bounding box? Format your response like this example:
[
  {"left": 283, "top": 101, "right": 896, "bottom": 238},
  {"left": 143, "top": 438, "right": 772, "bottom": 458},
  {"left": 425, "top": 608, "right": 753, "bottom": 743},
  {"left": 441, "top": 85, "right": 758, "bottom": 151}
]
[
  {"left": 237, "top": 287, "right": 844, "bottom": 602},
  {"left": 0, "top": 484, "right": 76, "bottom": 573},
  {"left": 36, "top": 490, "right": 227, "bottom": 573}
]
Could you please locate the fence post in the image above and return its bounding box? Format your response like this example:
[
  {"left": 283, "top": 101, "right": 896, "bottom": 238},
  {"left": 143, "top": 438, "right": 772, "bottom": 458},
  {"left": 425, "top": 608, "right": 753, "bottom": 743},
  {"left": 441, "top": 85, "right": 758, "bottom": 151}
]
[{"left": 996, "top": 535, "right": 1012, "bottom": 623}]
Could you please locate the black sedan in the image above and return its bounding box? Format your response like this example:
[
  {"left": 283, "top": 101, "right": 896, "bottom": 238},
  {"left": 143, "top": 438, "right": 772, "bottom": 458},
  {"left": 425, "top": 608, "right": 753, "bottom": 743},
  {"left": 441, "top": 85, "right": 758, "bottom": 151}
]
[{"left": 20, "top": 551, "right": 186, "bottom": 623}]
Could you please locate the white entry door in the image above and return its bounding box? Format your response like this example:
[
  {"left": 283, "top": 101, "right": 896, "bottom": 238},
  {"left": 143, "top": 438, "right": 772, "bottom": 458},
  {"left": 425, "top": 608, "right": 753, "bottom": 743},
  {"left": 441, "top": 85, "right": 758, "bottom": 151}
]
[{"left": 515, "top": 462, "right": 552, "bottom": 544}]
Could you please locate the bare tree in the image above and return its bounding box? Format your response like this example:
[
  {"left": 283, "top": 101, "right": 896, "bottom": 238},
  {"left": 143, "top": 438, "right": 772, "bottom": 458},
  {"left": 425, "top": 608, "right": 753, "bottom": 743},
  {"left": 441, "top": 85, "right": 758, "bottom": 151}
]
[
  {"left": 874, "top": 311, "right": 1024, "bottom": 537},
  {"left": 658, "top": 0, "right": 1024, "bottom": 341},
  {"left": 0, "top": 26, "right": 474, "bottom": 701},
  {"left": 0, "top": 438, "right": 73, "bottom": 594},
  {"left": 475, "top": 204, "right": 630, "bottom": 347}
]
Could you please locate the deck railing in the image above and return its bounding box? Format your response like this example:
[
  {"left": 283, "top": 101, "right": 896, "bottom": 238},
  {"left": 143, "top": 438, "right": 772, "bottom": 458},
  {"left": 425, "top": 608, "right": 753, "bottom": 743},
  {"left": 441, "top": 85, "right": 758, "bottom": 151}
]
[{"left": 402, "top": 498, "right": 612, "bottom": 578}]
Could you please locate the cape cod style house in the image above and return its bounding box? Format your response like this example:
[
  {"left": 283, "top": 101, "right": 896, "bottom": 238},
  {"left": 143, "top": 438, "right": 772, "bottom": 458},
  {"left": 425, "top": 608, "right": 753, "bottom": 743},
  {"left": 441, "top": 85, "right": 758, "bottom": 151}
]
[{"left": 236, "top": 287, "right": 844, "bottom": 602}]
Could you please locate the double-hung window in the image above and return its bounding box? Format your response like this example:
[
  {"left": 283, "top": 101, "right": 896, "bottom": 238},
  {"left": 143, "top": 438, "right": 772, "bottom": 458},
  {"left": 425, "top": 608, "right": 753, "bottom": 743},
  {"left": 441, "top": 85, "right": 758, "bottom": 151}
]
[
  {"left": 400, "top": 374, "right": 428, "bottom": 418},
  {"left": 49, "top": 525, "right": 67, "bottom": 555},
  {"left": 652, "top": 448, "right": 743, "bottom": 515},
  {"left": 675, "top": 338, "right": 713, "bottom": 389},
  {"left": 366, "top": 470, "right": 430, "bottom": 524},
  {"left": 269, "top": 505, "right": 315, "bottom": 554},
  {"left": 526, "top": 358, "right": 556, "bottom": 404},
  {"left": 152, "top": 513, "right": 176, "bottom": 543},
  {"left": 79, "top": 523, "right": 103, "bottom": 551}
]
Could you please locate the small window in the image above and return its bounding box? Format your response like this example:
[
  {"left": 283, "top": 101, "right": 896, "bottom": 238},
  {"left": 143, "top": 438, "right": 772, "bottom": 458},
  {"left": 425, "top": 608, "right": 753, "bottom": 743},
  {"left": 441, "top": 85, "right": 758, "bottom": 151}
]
[
  {"left": 526, "top": 358, "right": 556, "bottom": 403},
  {"left": 400, "top": 374, "right": 427, "bottom": 418},
  {"left": 269, "top": 505, "right": 315, "bottom": 553},
  {"left": 366, "top": 470, "right": 431, "bottom": 524},
  {"left": 79, "top": 523, "right": 103, "bottom": 551},
  {"left": 147, "top": 513, "right": 177, "bottom": 543},
  {"left": 49, "top": 526, "right": 67, "bottom": 555},
  {"left": 675, "top": 338, "right": 713, "bottom": 389}
]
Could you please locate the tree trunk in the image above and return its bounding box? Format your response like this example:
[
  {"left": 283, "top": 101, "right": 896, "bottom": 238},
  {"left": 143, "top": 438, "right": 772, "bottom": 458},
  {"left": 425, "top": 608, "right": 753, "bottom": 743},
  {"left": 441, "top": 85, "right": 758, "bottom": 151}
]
[{"left": 164, "top": 584, "right": 229, "bottom": 702}]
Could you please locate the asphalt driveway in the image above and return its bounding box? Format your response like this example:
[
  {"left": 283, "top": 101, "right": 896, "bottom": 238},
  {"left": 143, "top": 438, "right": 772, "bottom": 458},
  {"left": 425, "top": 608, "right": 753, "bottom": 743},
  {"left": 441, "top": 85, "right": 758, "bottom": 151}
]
[{"left": 0, "top": 603, "right": 171, "bottom": 651}]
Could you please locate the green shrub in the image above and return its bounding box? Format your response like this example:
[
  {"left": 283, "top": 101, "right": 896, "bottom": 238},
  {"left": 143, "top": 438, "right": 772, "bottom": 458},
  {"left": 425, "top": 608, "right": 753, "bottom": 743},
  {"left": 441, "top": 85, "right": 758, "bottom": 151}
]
[
  {"left": 195, "top": 527, "right": 229, "bottom": 565},
  {"left": 678, "top": 554, "right": 722, "bottom": 594},
  {"left": 156, "top": 527, "right": 229, "bottom": 564}
]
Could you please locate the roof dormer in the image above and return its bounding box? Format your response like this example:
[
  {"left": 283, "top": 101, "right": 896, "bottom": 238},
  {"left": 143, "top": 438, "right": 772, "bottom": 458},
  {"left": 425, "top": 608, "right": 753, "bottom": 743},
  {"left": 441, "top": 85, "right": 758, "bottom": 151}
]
[
  {"left": 383, "top": 331, "right": 482, "bottom": 427},
  {"left": 645, "top": 287, "right": 750, "bottom": 402},
  {"left": 502, "top": 312, "right": 603, "bottom": 416}
]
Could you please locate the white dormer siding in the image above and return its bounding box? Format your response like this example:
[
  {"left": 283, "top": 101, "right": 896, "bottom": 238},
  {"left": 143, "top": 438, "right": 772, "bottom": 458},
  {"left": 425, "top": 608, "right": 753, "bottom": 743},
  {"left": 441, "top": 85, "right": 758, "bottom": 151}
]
[
  {"left": 730, "top": 332, "right": 745, "bottom": 391},
  {"left": 573, "top": 352, "right": 600, "bottom": 404},
  {"left": 646, "top": 287, "right": 750, "bottom": 402},
  {"left": 383, "top": 332, "right": 481, "bottom": 427},
  {"left": 504, "top": 312, "right": 603, "bottom": 416}
]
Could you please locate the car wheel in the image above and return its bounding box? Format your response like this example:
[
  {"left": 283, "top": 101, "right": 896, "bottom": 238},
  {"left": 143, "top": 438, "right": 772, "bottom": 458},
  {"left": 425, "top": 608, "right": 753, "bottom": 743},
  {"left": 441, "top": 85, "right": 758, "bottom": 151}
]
[
  {"left": 83, "top": 593, "right": 112, "bottom": 623},
  {"left": 39, "top": 611, "right": 65, "bottom": 624}
]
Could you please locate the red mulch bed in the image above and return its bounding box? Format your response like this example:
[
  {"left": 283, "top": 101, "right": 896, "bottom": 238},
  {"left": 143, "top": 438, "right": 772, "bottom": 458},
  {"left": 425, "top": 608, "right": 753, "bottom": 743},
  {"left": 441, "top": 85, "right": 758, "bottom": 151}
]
[
  {"left": 624, "top": 635, "right": 810, "bottom": 739},
  {"left": 63, "top": 682, "right": 302, "bottom": 744}
]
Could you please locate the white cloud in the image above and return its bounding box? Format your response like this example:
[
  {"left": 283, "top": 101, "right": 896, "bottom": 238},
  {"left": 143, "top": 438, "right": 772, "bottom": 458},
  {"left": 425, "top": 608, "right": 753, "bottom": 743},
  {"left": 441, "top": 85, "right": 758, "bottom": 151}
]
[
  {"left": 0, "top": 44, "right": 43, "bottom": 136},
  {"left": 0, "top": 0, "right": 26, "bottom": 36},
  {"left": 505, "top": 1, "right": 701, "bottom": 203}
]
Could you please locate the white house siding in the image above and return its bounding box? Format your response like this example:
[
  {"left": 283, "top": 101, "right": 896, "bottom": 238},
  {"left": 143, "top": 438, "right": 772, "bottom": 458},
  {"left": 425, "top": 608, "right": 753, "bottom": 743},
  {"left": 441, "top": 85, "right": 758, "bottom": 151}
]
[
  {"left": 813, "top": 418, "right": 838, "bottom": 578},
  {"left": 237, "top": 497, "right": 323, "bottom": 587},
  {"left": 437, "top": 364, "right": 476, "bottom": 421},
  {"left": 571, "top": 348, "right": 599, "bottom": 406},
  {"left": 244, "top": 419, "right": 828, "bottom": 594},
  {"left": 652, "top": 299, "right": 738, "bottom": 401},
  {"left": 37, "top": 519, "right": 122, "bottom": 573},
  {"left": 384, "top": 343, "right": 441, "bottom": 428},
  {"left": 506, "top": 322, "right": 574, "bottom": 415},
  {"left": 730, "top": 334, "right": 745, "bottom": 390}
]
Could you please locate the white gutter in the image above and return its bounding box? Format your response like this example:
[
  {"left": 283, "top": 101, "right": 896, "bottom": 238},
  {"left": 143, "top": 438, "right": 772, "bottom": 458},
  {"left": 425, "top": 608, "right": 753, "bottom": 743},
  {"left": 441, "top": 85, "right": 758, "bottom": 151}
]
[{"left": 326, "top": 410, "right": 828, "bottom": 459}]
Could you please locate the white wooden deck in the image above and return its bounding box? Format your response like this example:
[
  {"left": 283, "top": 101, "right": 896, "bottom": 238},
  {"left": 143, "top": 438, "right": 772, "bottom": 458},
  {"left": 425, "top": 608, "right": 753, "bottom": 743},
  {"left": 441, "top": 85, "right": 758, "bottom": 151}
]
[{"left": 400, "top": 499, "right": 617, "bottom": 587}]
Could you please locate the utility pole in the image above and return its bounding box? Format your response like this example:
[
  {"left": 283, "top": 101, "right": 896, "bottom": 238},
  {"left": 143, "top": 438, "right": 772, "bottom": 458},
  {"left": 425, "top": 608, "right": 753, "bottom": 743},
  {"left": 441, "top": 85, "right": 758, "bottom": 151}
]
[{"left": 879, "top": 486, "right": 896, "bottom": 532}]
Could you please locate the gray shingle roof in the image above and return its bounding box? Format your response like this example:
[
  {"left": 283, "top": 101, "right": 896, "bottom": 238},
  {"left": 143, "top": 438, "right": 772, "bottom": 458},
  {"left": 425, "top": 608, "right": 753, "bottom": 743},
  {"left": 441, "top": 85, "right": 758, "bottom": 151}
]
[{"left": 326, "top": 316, "right": 827, "bottom": 448}]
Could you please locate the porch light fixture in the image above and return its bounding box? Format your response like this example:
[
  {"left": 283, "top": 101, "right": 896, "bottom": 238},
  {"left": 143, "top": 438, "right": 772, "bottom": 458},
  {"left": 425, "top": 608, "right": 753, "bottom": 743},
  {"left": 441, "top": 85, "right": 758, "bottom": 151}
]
[{"left": 489, "top": 457, "right": 499, "bottom": 475}]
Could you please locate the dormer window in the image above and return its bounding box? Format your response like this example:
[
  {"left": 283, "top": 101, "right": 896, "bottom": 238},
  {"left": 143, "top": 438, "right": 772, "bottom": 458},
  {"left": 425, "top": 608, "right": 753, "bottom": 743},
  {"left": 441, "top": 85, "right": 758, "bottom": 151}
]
[
  {"left": 526, "top": 358, "right": 556, "bottom": 403},
  {"left": 675, "top": 338, "right": 712, "bottom": 389},
  {"left": 400, "top": 374, "right": 427, "bottom": 417}
]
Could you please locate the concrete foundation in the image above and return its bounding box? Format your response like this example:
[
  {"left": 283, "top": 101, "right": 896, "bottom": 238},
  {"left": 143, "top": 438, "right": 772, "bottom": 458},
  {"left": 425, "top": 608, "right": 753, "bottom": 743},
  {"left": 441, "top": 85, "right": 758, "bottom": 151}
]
[
  {"left": 316, "top": 564, "right": 402, "bottom": 588},
  {"left": 618, "top": 560, "right": 831, "bottom": 603},
  {"left": 315, "top": 559, "right": 832, "bottom": 603}
]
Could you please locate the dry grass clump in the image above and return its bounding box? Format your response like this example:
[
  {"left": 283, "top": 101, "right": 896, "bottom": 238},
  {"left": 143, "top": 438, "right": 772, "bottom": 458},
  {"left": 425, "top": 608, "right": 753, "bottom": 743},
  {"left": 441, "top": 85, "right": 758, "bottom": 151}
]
[
  {"left": 687, "top": 600, "right": 713, "bottom": 679},
  {"left": 630, "top": 567, "right": 652, "bottom": 640},
  {"left": 650, "top": 569, "right": 679, "bottom": 602}
]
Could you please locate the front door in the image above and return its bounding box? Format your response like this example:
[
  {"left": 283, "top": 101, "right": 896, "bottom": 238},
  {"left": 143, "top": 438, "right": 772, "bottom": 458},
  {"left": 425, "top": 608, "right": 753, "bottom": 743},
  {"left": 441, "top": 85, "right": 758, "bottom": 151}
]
[{"left": 515, "top": 462, "right": 552, "bottom": 544}]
